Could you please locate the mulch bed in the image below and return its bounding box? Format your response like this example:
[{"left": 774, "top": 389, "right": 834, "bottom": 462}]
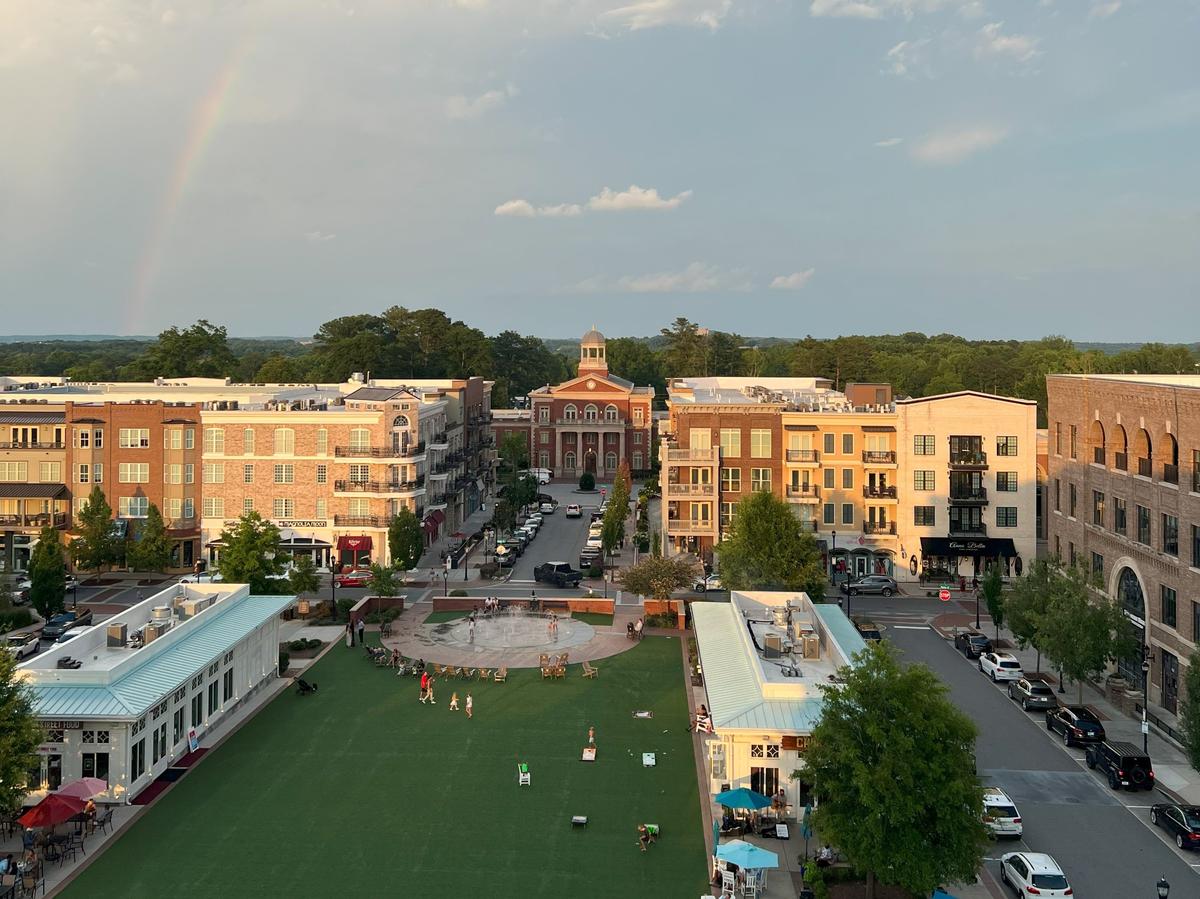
[{"left": 829, "top": 883, "right": 915, "bottom": 898}]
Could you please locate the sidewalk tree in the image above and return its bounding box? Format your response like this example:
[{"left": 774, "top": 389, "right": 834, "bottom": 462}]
[
  {"left": 619, "top": 556, "right": 698, "bottom": 599},
  {"left": 1180, "top": 651, "right": 1200, "bottom": 770},
  {"left": 287, "top": 555, "right": 321, "bottom": 596},
  {"left": 368, "top": 564, "right": 400, "bottom": 598},
  {"left": 71, "top": 486, "right": 118, "bottom": 575},
  {"left": 715, "top": 490, "right": 827, "bottom": 598},
  {"left": 1004, "top": 557, "right": 1055, "bottom": 672},
  {"left": 497, "top": 432, "right": 529, "bottom": 475},
  {"left": 28, "top": 527, "right": 68, "bottom": 619},
  {"left": 216, "top": 512, "right": 289, "bottom": 593},
  {"left": 126, "top": 504, "right": 173, "bottom": 573},
  {"left": 981, "top": 563, "right": 1005, "bottom": 642},
  {"left": 802, "top": 642, "right": 986, "bottom": 899},
  {"left": 387, "top": 509, "right": 424, "bottom": 572},
  {"left": 0, "top": 649, "right": 43, "bottom": 816}
]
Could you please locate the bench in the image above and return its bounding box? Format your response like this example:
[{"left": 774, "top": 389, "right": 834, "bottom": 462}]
[{"left": 571, "top": 816, "right": 588, "bottom": 828}]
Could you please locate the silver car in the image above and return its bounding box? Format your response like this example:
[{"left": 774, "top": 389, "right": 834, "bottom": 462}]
[
  {"left": 841, "top": 575, "right": 898, "bottom": 597},
  {"left": 1008, "top": 678, "right": 1057, "bottom": 711}
]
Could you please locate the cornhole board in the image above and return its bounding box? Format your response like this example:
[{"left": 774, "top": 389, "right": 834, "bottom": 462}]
[
  {"left": 571, "top": 815, "right": 588, "bottom": 828},
  {"left": 632, "top": 710, "right": 654, "bottom": 718},
  {"left": 581, "top": 747, "right": 597, "bottom": 762},
  {"left": 642, "top": 752, "right": 656, "bottom": 767},
  {"left": 517, "top": 763, "right": 530, "bottom": 786}
]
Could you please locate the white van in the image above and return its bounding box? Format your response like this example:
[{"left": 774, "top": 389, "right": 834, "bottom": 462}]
[
  {"left": 982, "top": 786, "right": 1023, "bottom": 838},
  {"left": 520, "top": 468, "right": 552, "bottom": 485}
]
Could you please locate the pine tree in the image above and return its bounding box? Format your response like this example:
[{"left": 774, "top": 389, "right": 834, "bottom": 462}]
[
  {"left": 127, "top": 504, "right": 173, "bottom": 572},
  {"left": 28, "top": 526, "right": 67, "bottom": 619},
  {"left": 71, "top": 486, "right": 118, "bottom": 574}
]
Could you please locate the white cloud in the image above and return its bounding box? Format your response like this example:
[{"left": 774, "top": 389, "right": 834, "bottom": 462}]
[
  {"left": 883, "top": 38, "right": 929, "bottom": 77},
  {"left": 445, "top": 83, "right": 517, "bottom": 120},
  {"left": 587, "top": 184, "right": 692, "bottom": 211},
  {"left": 910, "top": 125, "right": 1008, "bottom": 164},
  {"left": 494, "top": 199, "right": 582, "bottom": 217},
  {"left": 306, "top": 231, "right": 337, "bottom": 242},
  {"left": 810, "top": 0, "right": 985, "bottom": 19},
  {"left": 875, "top": 137, "right": 904, "bottom": 147},
  {"left": 576, "top": 262, "right": 749, "bottom": 293},
  {"left": 770, "top": 269, "right": 815, "bottom": 290},
  {"left": 975, "top": 21, "right": 1040, "bottom": 63},
  {"left": 600, "top": 0, "right": 733, "bottom": 32},
  {"left": 1089, "top": 1, "right": 1120, "bottom": 18}
]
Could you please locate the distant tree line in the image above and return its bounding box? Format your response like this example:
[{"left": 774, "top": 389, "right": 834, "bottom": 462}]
[{"left": 3, "top": 313, "right": 1196, "bottom": 419}]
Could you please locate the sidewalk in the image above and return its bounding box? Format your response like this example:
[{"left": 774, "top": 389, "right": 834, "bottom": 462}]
[{"left": 416, "top": 501, "right": 498, "bottom": 581}]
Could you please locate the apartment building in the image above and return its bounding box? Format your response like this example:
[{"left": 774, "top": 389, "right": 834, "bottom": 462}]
[
  {"left": 1046, "top": 374, "right": 1200, "bottom": 718},
  {"left": 660, "top": 378, "right": 1037, "bottom": 584},
  {"left": 0, "top": 405, "right": 69, "bottom": 572}
]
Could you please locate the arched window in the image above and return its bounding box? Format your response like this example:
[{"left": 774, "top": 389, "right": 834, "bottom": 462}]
[
  {"left": 392, "top": 414, "right": 410, "bottom": 428},
  {"left": 584, "top": 404, "right": 599, "bottom": 422},
  {"left": 605, "top": 451, "right": 618, "bottom": 471},
  {"left": 1112, "top": 424, "right": 1128, "bottom": 470},
  {"left": 1087, "top": 420, "right": 1105, "bottom": 466},
  {"left": 563, "top": 404, "right": 578, "bottom": 422},
  {"left": 632, "top": 451, "right": 643, "bottom": 471},
  {"left": 1163, "top": 432, "right": 1179, "bottom": 483},
  {"left": 564, "top": 451, "right": 576, "bottom": 470},
  {"left": 1133, "top": 428, "right": 1153, "bottom": 477},
  {"left": 604, "top": 404, "right": 619, "bottom": 422}
]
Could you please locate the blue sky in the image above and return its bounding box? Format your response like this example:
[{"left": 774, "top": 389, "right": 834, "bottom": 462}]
[{"left": 1, "top": 0, "right": 1196, "bottom": 340}]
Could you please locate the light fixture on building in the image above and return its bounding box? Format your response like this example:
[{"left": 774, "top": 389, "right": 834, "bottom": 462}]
[{"left": 900, "top": 545, "right": 906, "bottom": 560}]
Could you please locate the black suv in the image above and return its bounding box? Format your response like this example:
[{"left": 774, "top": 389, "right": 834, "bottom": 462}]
[
  {"left": 954, "top": 631, "right": 992, "bottom": 658},
  {"left": 1085, "top": 739, "right": 1155, "bottom": 791}
]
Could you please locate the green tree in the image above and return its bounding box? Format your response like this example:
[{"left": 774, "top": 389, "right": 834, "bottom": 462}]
[
  {"left": 387, "top": 508, "right": 424, "bottom": 571},
  {"left": 368, "top": 564, "right": 400, "bottom": 598},
  {"left": 579, "top": 472, "right": 595, "bottom": 491},
  {"left": 216, "top": 512, "right": 289, "bottom": 593},
  {"left": 660, "top": 317, "right": 710, "bottom": 377},
  {"left": 0, "top": 649, "right": 43, "bottom": 816},
  {"left": 71, "top": 486, "right": 118, "bottom": 575},
  {"left": 618, "top": 556, "right": 699, "bottom": 598},
  {"left": 1180, "top": 651, "right": 1200, "bottom": 770},
  {"left": 1005, "top": 557, "right": 1055, "bottom": 672},
  {"left": 498, "top": 431, "right": 530, "bottom": 474},
  {"left": 605, "top": 337, "right": 663, "bottom": 396},
  {"left": 288, "top": 555, "right": 321, "bottom": 595},
  {"left": 28, "top": 527, "right": 67, "bottom": 619},
  {"left": 126, "top": 504, "right": 173, "bottom": 572},
  {"left": 124, "top": 319, "right": 238, "bottom": 379},
  {"left": 980, "top": 564, "right": 1005, "bottom": 642},
  {"left": 715, "top": 490, "right": 827, "bottom": 598},
  {"left": 802, "top": 643, "right": 987, "bottom": 898}
]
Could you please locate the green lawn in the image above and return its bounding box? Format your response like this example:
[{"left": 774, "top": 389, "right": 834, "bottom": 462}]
[
  {"left": 571, "top": 611, "right": 614, "bottom": 626},
  {"left": 65, "top": 636, "right": 709, "bottom": 899}
]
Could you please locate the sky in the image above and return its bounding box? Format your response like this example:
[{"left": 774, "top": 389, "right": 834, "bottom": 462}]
[{"left": 1, "top": 0, "right": 1197, "bottom": 341}]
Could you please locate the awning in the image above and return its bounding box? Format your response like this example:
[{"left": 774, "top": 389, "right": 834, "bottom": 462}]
[
  {"left": 281, "top": 537, "right": 331, "bottom": 548},
  {"left": 0, "top": 411, "right": 65, "bottom": 424},
  {"left": 920, "top": 537, "right": 1018, "bottom": 558},
  {"left": 430, "top": 510, "right": 446, "bottom": 525},
  {"left": 0, "top": 483, "right": 67, "bottom": 499},
  {"left": 862, "top": 425, "right": 896, "bottom": 432},
  {"left": 336, "top": 535, "right": 373, "bottom": 552},
  {"left": 784, "top": 424, "right": 819, "bottom": 431}
]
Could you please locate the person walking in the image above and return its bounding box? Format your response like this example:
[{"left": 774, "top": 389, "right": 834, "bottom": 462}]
[
  {"left": 426, "top": 677, "right": 437, "bottom": 705},
  {"left": 345, "top": 621, "right": 353, "bottom": 648},
  {"left": 465, "top": 692, "right": 473, "bottom": 719},
  {"left": 469, "top": 618, "right": 476, "bottom": 643},
  {"left": 356, "top": 618, "right": 365, "bottom": 647},
  {"left": 449, "top": 692, "right": 459, "bottom": 711},
  {"left": 419, "top": 670, "right": 430, "bottom": 703}
]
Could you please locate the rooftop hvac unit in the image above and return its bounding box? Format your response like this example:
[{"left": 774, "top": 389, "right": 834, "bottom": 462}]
[
  {"left": 151, "top": 606, "right": 171, "bottom": 622},
  {"left": 180, "top": 598, "right": 210, "bottom": 618},
  {"left": 801, "top": 634, "right": 820, "bottom": 660},
  {"left": 763, "top": 633, "right": 782, "bottom": 659},
  {"left": 106, "top": 623, "right": 128, "bottom": 647}
]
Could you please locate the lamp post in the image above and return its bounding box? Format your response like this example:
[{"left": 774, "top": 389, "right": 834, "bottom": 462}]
[
  {"left": 442, "top": 558, "right": 450, "bottom": 597},
  {"left": 831, "top": 530, "right": 838, "bottom": 588},
  {"left": 1155, "top": 875, "right": 1169, "bottom": 898},
  {"left": 1142, "top": 651, "right": 1153, "bottom": 754}
]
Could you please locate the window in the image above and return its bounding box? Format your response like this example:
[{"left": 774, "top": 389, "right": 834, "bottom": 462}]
[
  {"left": 1194, "top": 525, "right": 1200, "bottom": 569},
  {"left": 1068, "top": 483, "right": 1077, "bottom": 517},
  {"left": 750, "top": 430, "right": 771, "bottom": 459},
  {"left": 316, "top": 464, "right": 327, "bottom": 484},
  {"left": 1054, "top": 422, "right": 1062, "bottom": 455},
  {"left": 605, "top": 451, "right": 618, "bottom": 471},
  {"left": 76, "top": 464, "right": 90, "bottom": 483},
  {"left": 1113, "top": 497, "right": 1127, "bottom": 535},
  {"left": 184, "top": 463, "right": 193, "bottom": 484},
  {"left": 1136, "top": 504, "right": 1151, "bottom": 544},
  {"left": 1092, "top": 491, "right": 1104, "bottom": 526},
  {"left": 202, "top": 497, "right": 224, "bottom": 518},
  {"left": 584, "top": 404, "right": 598, "bottom": 422},
  {"left": 1194, "top": 602, "right": 1200, "bottom": 643},
  {"left": 604, "top": 404, "right": 619, "bottom": 422},
  {"left": 539, "top": 431, "right": 549, "bottom": 445},
  {"left": 842, "top": 433, "right": 854, "bottom": 455},
  {"left": 842, "top": 469, "right": 854, "bottom": 489},
  {"left": 223, "top": 669, "right": 234, "bottom": 702},
  {"left": 719, "top": 429, "right": 741, "bottom": 457},
  {"left": 274, "top": 498, "right": 295, "bottom": 518},
  {"left": 996, "top": 436, "right": 1018, "bottom": 457},
  {"left": 202, "top": 428, "right": 224, "bottom": 453},
  {"left": 273, "top": 464, "right": 294, "bottom": 484},
  {"left": 76, "top": 428, "right": 90, "bottom": 448},
  {"left": 1091, "top": 552, "right": 1104, "bottom": 579},
  {"left": 1069, "top": 541, "right": 1076, "bottom": 567},
  {"left": 823, "top": 433, "right": 835, "bottom": 455},
  {"left": 996, "top": 472, "right": 1018, "bottom": 492},
  {"left": 632, "top": 451, "right": 643, "bottom": 470},
  {"left": 348, "top": 498, "right": 370, "bottom": 517},
  {"left": 349, "top": 464, "right": 369, "bottom": 483},
  {"left": 823, "top": 468, "right": 835, "bottom": 489},
  {"left": 823, "top": 503, "right": 835, "bottom": 525},
  {"left": 315, "top": 498, "right": 326, "bottom": 519},
  {"left": 168, "top": 498, "right": 182, "bottom": 519},
  {"left": 1162, "top": 513, "right": 1179, "bottom": 556},
  {"left": 152, "top": 723, "right": 166, "bottom": 765},
  {"left": 243, "top": 498, "right": 254, "bottom": 514},
  {"left": 1054, "top": 478, "right": 1060, "bottom": 511},
  {"left": 203, "top": 463, "right": 224, "bottom": 484},
  {"left": 166, "top": 464, "right": 182, "bottom": 484},
  {"left": 996, "top": 507, "right": 1018, "bottom": 527},
  {"left": 120, "top": 428, "right": 151, "bottom": 448},
  {"left": 316, "top": 429, "right": 328, "bottom": 454},
  {"left": 191, "top": 693, "right": 203, "bottom": 727},
  {"left": 914, "top": 470, "right": 935, "bottom": 491},
  {"left": 208, "top": 681, "right": 220, "bottom": 716},
  {"left": 0, "top": 462, "right": 28, "bottom": 481},
  {"left": 538, "top": 406, "right": 550, "bottom": 424},
  {"left": 719, "top": 502, "right": 738, "bottom": 528},
  {"left": 633, "top": 431, "right": 643, "bottom": 445},
  {"left": 750, "top": 468, "right": 771, "bottom": 492},
  {"left": 242, "top": 429, "right": 255, "bottom": 454},
  {"left": 243, "top": 464, "right": 254, "bottom": 484},
  {"left": 1069, "top": 425, "right": 1077, "bottom": 459},
  {"left": 914, "top": 506, "right": 935, "bottom": 527},
  {"left": 166, "top": 428, "right": 182, "bottom": 450},
  {"left": 81, "top": 751, "right": 110, "bottom": 785},
  {"left": 39, "top": 461, "right": 61, "bottom": 482},
  {"left": 183, "top": 498, "right": 194, "bottom": 519},
  {"left": 119, "top": 462, "right": 149, "bottom": 483},
  {"left": 118, "top": 496, "right": 149, "bottom": 518},
  {"left": 913, "top": 435, "right": 935, "bottom": 455},
  {"left": 131, "top": 739, "right": 146, "bottom": 781},
  {"left": 841, "top": 503, "right": 854, "bottom": 525},
  {"left": 274, "top": 428, "right": 295, "bottom": 455},
  {"left": 349, "top": 428, "right": 370, "bottom": 451},
  {"left": 633, "top": 408, "right": 644, "bottom": 426},
  {"left": 721, "top": 468, "right": 741, "bottom": 492},
  {"left": 564, "top": 451, "right": 576, "bottom": 470},
  {"left": 1163, "top": 585, "right": 1178, "bottom": 629},
  {"left": 173, "top": 708, "right": 185, "bottom": 746}
]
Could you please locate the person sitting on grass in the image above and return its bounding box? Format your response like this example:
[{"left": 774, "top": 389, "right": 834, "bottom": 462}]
[{"left": 637, "top": 824, "right": 659, "bottom": 851}]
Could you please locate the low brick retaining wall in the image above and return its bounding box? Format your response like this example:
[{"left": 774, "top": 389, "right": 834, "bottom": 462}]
[
  {"left": 349, "top": 596, "right": 407, "bottom": 628},
  {"left": 431, "top": 596, "right": 615, "bottom": 615}
]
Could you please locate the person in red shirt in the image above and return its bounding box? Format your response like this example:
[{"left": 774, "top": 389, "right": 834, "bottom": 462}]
[{"left": 420, "top": 670, "right": 430, "bottom": 703}]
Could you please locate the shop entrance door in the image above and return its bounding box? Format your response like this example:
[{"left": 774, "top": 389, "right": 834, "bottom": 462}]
[{"left": 1163, "top": 651, "right": 1179, "bottom": 714}]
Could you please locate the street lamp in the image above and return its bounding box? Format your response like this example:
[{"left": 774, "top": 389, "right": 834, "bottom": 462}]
[
  {"left": 1156, "top": 875, "right": 1169, "bottom": 898},
  {"left": 831, "top": 530, "right": 838, "bottom": 588},
  {"left": 1142, "top": 651, "right": 1154, "bottom": 754},
  {"left": 442, "top": 558, "right": 450, "bottom": 597}
]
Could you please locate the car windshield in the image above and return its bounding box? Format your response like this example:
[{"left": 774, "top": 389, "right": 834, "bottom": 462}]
[
  {"left": 6, "top": 636, "right": 26, "bottom": 646},
  {"left": 1031, "top": 874, "right": 1069, "bottom": 890},
  {"left": 1183, "top": 809, "right": 1200, "bottom": 828},
  {"left": 987, "top": 805, "right": 1018, "bottom": 818},
  {"left": 969, "top": 636, "right": 988, "bottom": 644}
]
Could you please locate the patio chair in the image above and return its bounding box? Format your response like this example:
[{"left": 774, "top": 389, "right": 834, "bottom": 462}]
[
  {"left": 432, "top": 664, "right": 445, "bottom": 677},
  {"left": 477, "top": 668, "right": 492, "bottom": 681},
  {"left": 446, "top": 667, "right": 461, "bottom": 679},
  {"left": 494, "top": 667, "right": 507, "bottom": 682},
  {"left": 2, "top": 874, "right": 18, "bottom": 894},
  {"left": 21, "top": 868, "right": 44, "bottom": 899},
  {"left": 539, "top": 654, "right": 550, "bottom": 668},
  {"left": 581, "top": 661, "right": 598, "bottom": 679},
  {"left": 460, "top": 667, "right": 476, "bottom": 680},
  {"left": 553, "top": 666, "right": 566, "bottom": 679},
  {"left": 720, "top": 869, "right": 737, "bottom": 895},
  {"left": 558, "top": 652, "right": 569, "bottom": 665},
  {"left": 96, "top": 808, "right": 114, "bottom": 835},
  {"left": 541, "top": 666, "right": 552, "bottom": 679}
]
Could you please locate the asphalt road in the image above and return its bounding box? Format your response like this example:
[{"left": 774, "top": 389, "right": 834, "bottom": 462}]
[
  {"left": 506, "top": 497, "right": 605, "bottom": 585},
  {"left": 887, "top": 624, "right": 1197, "bottom": 897}
]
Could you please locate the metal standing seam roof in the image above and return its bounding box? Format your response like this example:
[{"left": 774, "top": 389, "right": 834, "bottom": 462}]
[
  {"left": 0, "top": 412, "right": 65, "bottom": 424},
  {"left": 810, "top": 603, "right": 869, "bottom": 660},
  {"left": 28, "top": 595, "right": 295, "bottom": 720},
  {"left": 0, "top": 483, "right": 67, "bottom": 499}
]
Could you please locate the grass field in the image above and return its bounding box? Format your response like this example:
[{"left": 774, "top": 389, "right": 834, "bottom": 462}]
[
  {"left": 571, "top": 611, "right": 614, "bottom": 626},
  {"left": 64, "top": 635, "right": 709, "bottom": 899}
]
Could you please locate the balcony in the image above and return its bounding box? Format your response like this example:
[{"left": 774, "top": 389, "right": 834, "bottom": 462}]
[
  {"left": 334, "top": 441, "right": 426, "bottom": 459},
  {"left": 0, "top": 511, "right": 69, "bottom": 529},
  {"left": 333, "top": 515, "right": 390, "bottom": 528},
  {"left": 1137, "top": 457, "right": 1152, "bottom": 478},
  {"left": 429, "top": 432, "right": 449, "bottom": 449},
  {"left": 334, "top": 478, "right": 425, "bottom": 494},
  {"left": 665, "top": 518, "right": 716, "bottom": 534},
  {"left": 948, "top": 451, "right": 987, "bottom": 469},
  {"left": 557, "top": 418, "right": 626, "bottom": 427},
  {"left": 799, "top": 520, "right": 819, "bottom": 533},
  {"left": 666, "top": 447, "right": 717, "bottom": 463},
  {"left": 863, "top": 521, "right": 897, "bottom": 536},
  {"left": 862, "top": 485, "right": 897, "bottom": 499},
  {"left": 787, "top": 484, "right": 821, "bottom": 499},
  {"left": 1163, "top": 463, "right": 1179, "bottom": 485},
  {"left": 949, "top": 523, "right": 988, "bottom": 537},
  {"left": 1114, "top": 451, "right": 1128, "bottom": 471},
  {"left": 949, "top": 487, "right": 988, "bottom": 504},
  {"left": 665, "top": 482, "right": 715, "bottom": 497},
  {"left": 1093, "top": 446, "right": 1106, "bottom": 466},
  {"left": 0, "top": 441, "right": 65, "bottom": 450},
  {"left": 862, "top": 450, "right": 897, "bottom": 465},
  {"left": 426, "top": 494, "right": 448, "bottom": 509},
  {"left": 785, "top": 449, "right": 819, "bottom": 464}
]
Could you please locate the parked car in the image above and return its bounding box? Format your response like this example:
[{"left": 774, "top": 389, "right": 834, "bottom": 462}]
[
  {"left": 539, "top": 502, "right": 556, "bottom": 514},
  {"left": 55, "top": 626, "right": 89, "bottom": 644},
  {"left": 851, "top": 616, "right": 883, "bottom": 642},
  {"left": 498, "top": 538, "right": 524, "bottom": 557},
  {"left": 525, "top": 513, "right": 544, "bottom": 527},
  {"left": 334, "top": 569, "right": 373, "bottom": 588},
  {"left": 494, "top": 545, "right": 518, "bottom": 567},
  {"left": 1007, "top": 678, "right": 1058, "bottom": 712},
  {"left": 178, "top": 571, "right": 224, "bottom": 584},
  {"left": 954, "top": 630, "right": 992, "bottom": 658},
  {"left": 1085, "top": 739, "right": 1155, "bottom": 791},
  {"left": 981, "top": 786, "right": 1023, "bottom": 839},
  {"left": 999, "top": 852, "right": 1072, "bottom": 897},
  {"left": 5, "top": 632, "right": 39, "bottom": 661},
  {"left": 564, "top": 504, "right": 582, "bottom": 518},
  {"left": 42, "top": 609, "right": 93, "bottom": 641},
  {"left": 1150, "top": 803, "right": 1200, "bottom": 850},
  {"left": 978, "top": 651, "right": 1023, "bottom": 682},
  {"left": 1045, "top": 705, "right": 1106, "bottom": 747},
  {"left": 693, "top": 574, "right": 723, "bottom": 593},
  {"left": 840, "top": 575, "right": 897, "bottom": 597},
  {"left": 517, "top": 525, "right": 537, "bottom": 543},
  {"left": 585, "top": 534, "right": 603, "bottom": 550},
  {"left": 17, "top": 574, "right": 78, "bottom": 599},
  {"left": 579, "top": 547, "right": 602, "bottom": 570},
  {"left": 534, "top": 561, "right": 583, "bottom": 588}
]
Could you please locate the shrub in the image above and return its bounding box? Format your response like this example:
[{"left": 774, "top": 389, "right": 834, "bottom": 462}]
[
  {"left": 579, "top": 472, "right": 595, "bottom": 491},
  {"left": 365, "top": 608, "right": 402, "bottom": 625},
  {"left": 336, "top": 598, "right": 355, "bottom": 621},
  {"left": 450, "top": 589, "right": 468, "bottom": 597},
  {"left": 587, "top": 565, "right": 603, "bottom": 579},
  {"left": 479, "top": 562, "right": 499, "bottom": 580},
  {"left": 288, "top": 638, "right": 323, "bottom": 651},
  {"left": 278, "top": 651, "right": 290, "bottom": 673},
  {"left": 0, "top": 608, "right": 35, "bottom": 634}
]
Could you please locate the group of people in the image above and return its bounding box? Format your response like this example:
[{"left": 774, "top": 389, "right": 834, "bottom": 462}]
[
  {"left": 626, "top": 617, "right": 644, "bottom": 641},
  {"left": 0, "top": 850, "right": 36, "bottom": 876},
  {"left": 689, "top": 704, "right": 713, "bottom": 733},
  {"left": 636, "top": 823, "right": 659, "bottom": 852},
  {"left": 481, "top": 597, "right": 502, "bottom": 615}
]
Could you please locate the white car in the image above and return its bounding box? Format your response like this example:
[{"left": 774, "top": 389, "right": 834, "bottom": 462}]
[
  {"left": 585, "top": 535, "right": 603, "bottom": 549},
  {"left": 178, "top": 571, "right": 224, "bottom": 584},
  {"left": 694, "top": 574, "right": 723, "bottom": 593},
  {"left": 999, "top": 852, "right": 1072, "bottom": 897},
  {"left": 5, "top": 633, "right": 39, "bottom": 661},
  {"left": 979, "top": 651, "right": 1023, "bottom": 683},
  {"left": 564, "top": 504, "right": 582, "bottom": 518},
  {"left": 982, "top": 786, "right": 1023, "bottom": 839},
  {"left": 539, "top": 502, "right": 556, "bottom": 514}
]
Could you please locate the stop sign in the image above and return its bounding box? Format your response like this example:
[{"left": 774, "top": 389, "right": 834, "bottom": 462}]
[
  {"left": 601, "top": 488, "right": 607, "bottom": 496},
  {"left": 939, "top": 588, "right": 951, "bottom": 602}
]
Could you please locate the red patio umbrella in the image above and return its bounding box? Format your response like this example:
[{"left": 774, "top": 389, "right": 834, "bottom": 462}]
[
  {"left": 18, "top": 793, "right": 87, "bottom": 829},
  {"left": 57, "top": 778, "right": 108, "bottom": 800}
]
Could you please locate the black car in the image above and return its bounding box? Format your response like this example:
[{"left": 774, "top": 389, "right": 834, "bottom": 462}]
[
  {"left": 42, "top": 609, "right": 93, "bottom": 641},
  {"left": 1085, "top": 739, "right": 1155, "bottom": 791},
  {"left": 954, "top": 631, "right": 992, "bottom": 658},
  {"left": 1151, "top": 803, "right": 1200, "bottom": 850},
  {"left": 840, "top": 575, "right": 897, "bottom": 597},
  {"left": 1045, "top": 706, "right": 1106, "bottom": 746},
  {"left": 851, "top": 616, "right": 883, "bottom": 642}
]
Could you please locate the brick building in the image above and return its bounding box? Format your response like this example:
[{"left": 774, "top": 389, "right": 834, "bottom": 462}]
[
  {"left": 1046, "top": 374, "right": 1200, "bottom": 718},
  {"left": 0, "top": 405, "right": 69, "bottom": 572}
]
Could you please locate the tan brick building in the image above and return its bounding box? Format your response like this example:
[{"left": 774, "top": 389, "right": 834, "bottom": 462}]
[
  {"left": 0, "top": 405, "right": 69, "bottom": 572},
  {"left": 1046, "top": 374, "right": 1200, "bottom": 718}
]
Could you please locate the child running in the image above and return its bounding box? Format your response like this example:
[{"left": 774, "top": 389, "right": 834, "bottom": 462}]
[
  {"left": 465, "top": 693, "right": 473, "bottom": 719},
  {"left": 449, "top": 692, "right": 459, "bottom": 711}
]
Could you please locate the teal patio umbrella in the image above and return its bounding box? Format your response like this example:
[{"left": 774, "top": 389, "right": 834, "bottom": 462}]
[
  {"left": 714, "top": 787, "right": 772, "bottom": 810},
  {"left": 715, "top": 839, "right": 780, "bottom": 870}
]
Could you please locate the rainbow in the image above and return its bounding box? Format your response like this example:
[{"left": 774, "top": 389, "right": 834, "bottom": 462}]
[{"left": 124, "top": 41, "right": 249, "bottom": 334}]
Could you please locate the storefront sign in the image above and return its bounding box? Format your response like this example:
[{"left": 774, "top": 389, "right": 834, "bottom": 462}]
[
  {"left": 42, "top": 720, "right": 81, "bottom": 731},
  {"left": 277, "top": 520, "right": 328, "bottom": 528},
  {"left": 188, "top": 727, "right": 200, "bottom": 753},
  {"left": 947, "top": 540, "right": 988, "bottom": 553},
  {"left": 781, "top": 735, "right": 811, "bottom": 752}
]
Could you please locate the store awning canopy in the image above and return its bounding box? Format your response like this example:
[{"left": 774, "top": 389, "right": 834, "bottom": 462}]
[
  {"left": 0, "top": 483, "right": 67, "bottom": 499},
  {"left": 337, "top": 535, "right": 373, "bottom": 552},
  {"left": 920, "top": 537, "right": 1018, "bottom": 558}
]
